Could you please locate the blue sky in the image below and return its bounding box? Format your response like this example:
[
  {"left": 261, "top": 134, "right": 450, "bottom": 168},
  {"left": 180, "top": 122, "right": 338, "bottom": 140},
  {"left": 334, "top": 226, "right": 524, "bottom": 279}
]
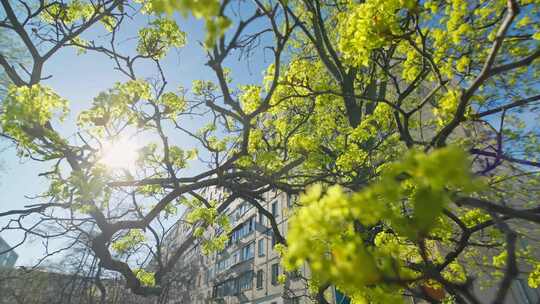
[{"left": 0, "top": 7, "right": 271, "bottom": 266}]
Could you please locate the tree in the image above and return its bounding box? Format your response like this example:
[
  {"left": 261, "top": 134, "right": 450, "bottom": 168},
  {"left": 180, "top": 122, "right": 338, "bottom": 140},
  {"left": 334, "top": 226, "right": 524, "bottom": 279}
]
[
  {"left": 0, "top": 25, "right": 29, "bottom": 169},
  {"left": 0, "top": 0, "right": 539, "bottom": 303}
]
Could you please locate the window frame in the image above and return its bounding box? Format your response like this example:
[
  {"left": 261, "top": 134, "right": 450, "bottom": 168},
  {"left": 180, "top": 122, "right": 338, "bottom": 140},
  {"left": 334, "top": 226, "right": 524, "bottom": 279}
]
[
  {"left": 271, "top": 201, "right": 278, "bottom": 217},
  {"left": 256, "top": 269, "right": 264, "bottom": 289},
  {"left": 271, "top": 263, "right": 279, "bottom": 285},
  {"left": 258, "top": 238, "right": 265, "bottom": 257}
]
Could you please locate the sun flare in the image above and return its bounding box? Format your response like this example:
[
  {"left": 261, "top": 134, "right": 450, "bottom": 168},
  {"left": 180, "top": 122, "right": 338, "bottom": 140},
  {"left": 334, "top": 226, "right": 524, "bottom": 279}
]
[{"left": 99, "top": 137, "right": 139, "bottom": 170}]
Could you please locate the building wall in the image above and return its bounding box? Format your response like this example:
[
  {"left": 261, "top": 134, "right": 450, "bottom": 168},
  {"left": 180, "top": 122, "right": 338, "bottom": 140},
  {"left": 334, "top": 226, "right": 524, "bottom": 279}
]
[
  {"left": 162, "top": 187, "right": 334, "bottom": 304},
  {"left": 164, "top": 182, "right": 540, "bottom": 304}
]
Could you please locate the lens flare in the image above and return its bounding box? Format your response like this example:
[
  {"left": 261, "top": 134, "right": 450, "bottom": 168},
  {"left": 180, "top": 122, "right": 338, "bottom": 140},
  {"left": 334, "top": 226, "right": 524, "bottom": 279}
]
[{"left": 99, "top": 137, "right": 139, "bottom": 170}]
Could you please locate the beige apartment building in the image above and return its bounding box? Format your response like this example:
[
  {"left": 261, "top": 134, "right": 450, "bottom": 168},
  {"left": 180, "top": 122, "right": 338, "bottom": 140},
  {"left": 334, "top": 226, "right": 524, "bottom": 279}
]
[
  {"left": 159, "top": 186, "right": 344, "bottom": 304},
  {"left": 160, "top": 181, "right": 539, "bottom": 304}
]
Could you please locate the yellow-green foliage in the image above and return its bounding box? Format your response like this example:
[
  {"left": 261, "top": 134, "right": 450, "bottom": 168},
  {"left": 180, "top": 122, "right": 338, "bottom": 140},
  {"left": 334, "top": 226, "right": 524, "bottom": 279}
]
[
  {"left": 0, "top": 84, "right": 68, "bottom": 147},
  {"left": 134, "top": 269, "right": 156, "bottom": 287},
  {"left": 185, "top": 198, "right": 232, "bottom": 254},
  {"left": 112, "top": 229, "right": 147, "bottom": 254},
  {"left": 68, "top": 165, "right": 109, "bottom": 207},
  {"left": 41, "top": 0, "right": 95, "bottom": 24},
  {"left": 239, "top": 85, "right": 262, "bottom": 115},
  {"left": 282, "top": 147, "right": 482, "bottom": 303},
  {"left": 529, "top": 263, "right": 540, "bottom": 288},
  {"left": 78, "top": 80, "right": 151, "bottom": 135},
  {"left": 137, "top": 18, "right": 186, "bottom": 59},
  {"left": 168, "top": 146, "right": 198, "bottom": 168},
  {"left": 146, "top": 0, "right": 230, "bottom": 47},
  {"left": 41, "top": 0, "right": 117, "bottom": 32},
  {"left": 159, "top": 91, "right": 186, "bottom": 117},
  {"left": 433, "top": 89, "right": 462, "bottom": 126},
  {"left": 339, "top": 0, "right": 416, "bottom": 67}
]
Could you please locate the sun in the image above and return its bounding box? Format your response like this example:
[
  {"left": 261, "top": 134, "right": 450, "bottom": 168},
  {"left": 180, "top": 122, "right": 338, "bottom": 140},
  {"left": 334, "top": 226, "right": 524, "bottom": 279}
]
[{"left": 98, "top": 137, "right": 140, "bottom": 171}]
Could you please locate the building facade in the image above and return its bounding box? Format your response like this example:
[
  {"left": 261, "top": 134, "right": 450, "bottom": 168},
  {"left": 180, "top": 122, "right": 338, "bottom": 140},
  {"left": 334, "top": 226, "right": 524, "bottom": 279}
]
[
  {"left": 160, "top": 187, "right": 340, "bottom": 304},
  {"left": 0, "top": 236, "right": 18, "bottom": 268},
  {"left": 160, "top": 181, "right": 540, "bottom": 304}
]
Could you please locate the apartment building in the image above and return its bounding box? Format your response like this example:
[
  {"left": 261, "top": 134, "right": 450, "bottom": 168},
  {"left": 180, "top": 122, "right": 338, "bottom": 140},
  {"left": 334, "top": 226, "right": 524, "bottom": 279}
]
[
  {"left": 160, "top": 166, "right": 539, "bottom": 304},
  {"left": 160, "top": 186, "right": 340, "bottom": 304}
]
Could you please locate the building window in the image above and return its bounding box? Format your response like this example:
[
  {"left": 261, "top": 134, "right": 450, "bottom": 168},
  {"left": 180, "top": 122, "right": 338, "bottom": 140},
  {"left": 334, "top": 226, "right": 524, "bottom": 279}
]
[
  {"left": 240, "top": 242, "right": 254, "bottom": 261},
  {"left": 217, "top": 243, "right": 255, "bottom": 273},
  {"left": 229, "top": 217, "right": 255, "bottom": 246},
  {"left": 214, "top": 278, "right": 238, "bottom": 298},
  {"left": 271, "top": 263, "right": 279, "bottom": 285},
  {"left": 258, "top": 239, "right": 265, "bottom": 257},
  {"left": 256, "top": 270, "right": 263, "bottom": 289},
  {"left": 238, "top": 272, "right": 253, "bottom": 291},
  {"left": 234, "top": 202, "right": 250, "bottom": 221},
  {"left": 271, "top": 232, "right": 276, "bottom": 248},
  {"left": 272, "top": 201, "right": 278, "bottom": 217},
  {"left": 259, "top": 211, "right": 265, "bottom": 225}
]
